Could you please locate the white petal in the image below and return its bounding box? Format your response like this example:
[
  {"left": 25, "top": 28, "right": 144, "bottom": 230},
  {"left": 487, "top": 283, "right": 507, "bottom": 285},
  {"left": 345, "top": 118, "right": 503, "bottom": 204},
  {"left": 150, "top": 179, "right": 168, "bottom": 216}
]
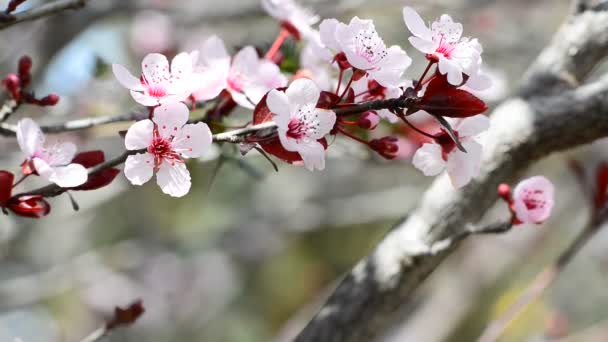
[
  {"left": 130, "top": 90, "right": 160, "bottom": 106},
  {"left": 296, "top": 140, "right": 326, "bottom": 171},
  {"left": 408, "top": 36, "right": 437, "bottom": 54},
  {"left": 438, "top": 57, "right": 463, "bottom": 85},
  {"left": 244, "top": 85, "right": 270, "bottom": 108},
  {"left": 153, "top": 102, "right": 190, "bottom": 138},
  {"left": 267, "top": 89, "right": 291, "bottom": 128},
  {"left": 308, "top": 109, "right": 336, "bottom": 140},
  {"left": 158, "top": 92, "right": 190, "bottom": 104},
  {"left": 446, "top": 139, "right": 482, "bottom": 188},
  {"left": 319, "top": 18, "right": 341, "bottom": 51},
  {"left": 156, "top": 161, "right": 191, "bottom": 197},
  {"left": 124, "top": 153, "right": 154, "bottom": 186},
  {"left": 412, "top": 143, "right": 445, "bottom": 176},
  {"left": 172, "top": 122, "right": 212, "bottom": 158},
  {"left": 367, "top": 45, "right": 412, "bottom": 88},
  {"left": 47, "top": 142, "right": 77, "bottom": 166},
  {"left": 278, "top": 130, "right": 299, "bottom": 152},
  {"left": 231, "top": 46, "right": 259, "bottom": 76},
  {"left": 142, "top": 53, "right": 170, "bottom": 85},
  {"left": 125, "top": 119, "right": 154, "bottom": 150},
  {"left": 286, "top": 78, "right": 320, "bottom": 107},
  {"left": 168, "top": 52, "right": 194, "bottom": 93},
  {"left": 112, "top": 64, "right": 144, "bottom": 91},
  {"left": 47, "top": 164, "right": 88, "bottom": 187},
  {"left": 200, "top": 35, "right": 231, "bottom": 69},
  {"left": 465, "top": 72, "right": 492, "bottom": 91},
  {"left": 16, "top": 118, "right": 44, "bottom": 157},
  {"left": 402, "top": 7, "right": 433, "bottom": 40},
  {"left": 192, "top": 69, "right": 228, "bottom": 101},
  {"left": 453, "top": 115, "right": 490, "bottom": 138}
]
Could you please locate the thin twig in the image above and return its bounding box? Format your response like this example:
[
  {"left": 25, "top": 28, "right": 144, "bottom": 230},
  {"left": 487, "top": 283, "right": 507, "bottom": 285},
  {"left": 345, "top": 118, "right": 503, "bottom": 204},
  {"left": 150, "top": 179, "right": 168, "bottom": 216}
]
[
  {"left": 477, "top": 208, "right": 608, "bottom": 342},
  {"left": 0, "top": 0, "right": 88, "bottom": 30}
]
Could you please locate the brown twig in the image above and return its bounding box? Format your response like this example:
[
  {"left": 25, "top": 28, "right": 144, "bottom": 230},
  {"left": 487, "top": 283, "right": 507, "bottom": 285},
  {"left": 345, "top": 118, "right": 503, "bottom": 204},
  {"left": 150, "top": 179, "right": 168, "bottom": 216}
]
[{"left": 477, "top": 208, "right": 608, "bottom": 342}]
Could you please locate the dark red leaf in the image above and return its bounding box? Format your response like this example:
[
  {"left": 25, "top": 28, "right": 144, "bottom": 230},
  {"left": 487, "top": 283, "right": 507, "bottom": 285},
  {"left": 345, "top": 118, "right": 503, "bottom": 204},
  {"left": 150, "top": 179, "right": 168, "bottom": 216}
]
[
  {"left": 72, "top": 150, "right": 105, "bottom": 168},
  {"left": 318, "top": 91, "right": 341, "bottom": 109},
  {"left": 261, "top": 138, "right": 328, "bottom": 164},
  {"left": 0, "top": 171, "right": 14, "bottom": 205},
  {"left": 594, "top": 162, "right": 608, "bottom": 210},
  {"left": 253, "top": 89, "right": 285, "bottom": 124},
  {"left": 106, "top": 300, "right": 145, "bottom": 330},
  {"left": 7, "top": 195, "right": 50, "bottom": 218},
  {"left": 418, "top": 88, "right": 488, "bottom": 118},
  {"left": 71, "top": 168, "right": 120, "bottom": 191}
]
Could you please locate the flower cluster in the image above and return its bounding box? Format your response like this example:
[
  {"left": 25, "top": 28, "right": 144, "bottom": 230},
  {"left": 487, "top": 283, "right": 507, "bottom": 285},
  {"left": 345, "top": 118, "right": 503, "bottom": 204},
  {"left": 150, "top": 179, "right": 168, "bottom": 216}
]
[{"left": 2, "top": 1, "right": 524, "bottom": 218}]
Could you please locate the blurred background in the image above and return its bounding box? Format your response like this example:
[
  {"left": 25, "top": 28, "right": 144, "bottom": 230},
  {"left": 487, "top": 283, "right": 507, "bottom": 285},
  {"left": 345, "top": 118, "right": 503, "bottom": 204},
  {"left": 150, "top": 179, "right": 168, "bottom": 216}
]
[{"left": 1, "top": 0, "right": 608, "bottom": 341}]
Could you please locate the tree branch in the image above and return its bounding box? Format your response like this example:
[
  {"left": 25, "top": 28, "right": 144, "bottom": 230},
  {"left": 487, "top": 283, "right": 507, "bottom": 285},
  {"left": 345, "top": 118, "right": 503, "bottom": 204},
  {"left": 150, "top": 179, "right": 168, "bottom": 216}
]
[
  {"left": 294, "top": 4, "right": 608, "bottom": 341},
  {"left": 0, "top": 0, "right": 89, "bottom": 30}
]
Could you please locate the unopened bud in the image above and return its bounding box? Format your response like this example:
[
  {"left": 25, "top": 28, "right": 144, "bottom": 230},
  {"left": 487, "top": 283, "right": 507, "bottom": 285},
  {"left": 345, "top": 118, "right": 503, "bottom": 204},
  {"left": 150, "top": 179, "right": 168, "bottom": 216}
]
[
  {"left": 334, "top": 52, "right": 352, "bottom": 70},
  {"left": 6, "top": 0, "right": 27, "bottom": 14},
  {"left": 497, "top": 183, "right": 512, "bottom": 202},
  {"left": 39, "top": 94, "right": 60, "bottom": 106},
  {"left": 357, "top": 111, "right": 380, "bottom": 130},
  {"left": 2, "top": 74, "right": 21, "bottom": 100},
  {"left": 370, "top": 136, "right": 399, "bottom": 160},
  {"left": 18, "top": 55, "right": 32, "bottom": 87}
]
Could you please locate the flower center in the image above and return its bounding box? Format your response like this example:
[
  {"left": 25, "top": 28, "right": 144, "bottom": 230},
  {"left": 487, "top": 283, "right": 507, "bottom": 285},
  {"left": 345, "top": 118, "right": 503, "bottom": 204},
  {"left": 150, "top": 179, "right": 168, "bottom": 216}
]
[
  {"left": 522, "top": 190, "right": 547, "bottom": 210},
  {"left": 227, "top": 72, "right": 247, "bottom": 92},
  {"left": 146, "top": 84, "right": 168, "bottom": 98},
  {"left": 287, "top": 118, "right": 308, "bottom": 140},
  {"left": 355, "top": 29, "right": 387, "bottom": 65},
  {"left": 435, "top": 35, "right": 456, "bottom": 58},
  {"left": 434, "top": 130, "right": 459, "bottom": 161},
  {"left": 286, "top": 105, "right": 318, "bottom": 141},
  {"left": 148, "top": 130, "right": 182, "bottom": 169}
]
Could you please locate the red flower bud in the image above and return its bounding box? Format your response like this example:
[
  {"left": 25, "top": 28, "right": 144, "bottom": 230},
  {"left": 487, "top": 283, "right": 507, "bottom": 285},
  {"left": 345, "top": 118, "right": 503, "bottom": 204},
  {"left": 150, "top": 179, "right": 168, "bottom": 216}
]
[
  {"left": 18, "top": 55, "right": 32, "bottom": 87},
  {"left": 498, "top": 183, "right": 512, "bottom": 202},
  {"left": 2, "top": 73, "right": 21, "bottom": 100},
  {"left": 38, "top": 94, "right": 60, "bottom": 106},
  {"left": 7, "top": 195, "right": 51, "bottom": 218},
  {"left": 357, "top": 111, "right": 380, "bottom": 130},
  {"left": 370, "top": 136, "right": 399, "bottom": 160}
]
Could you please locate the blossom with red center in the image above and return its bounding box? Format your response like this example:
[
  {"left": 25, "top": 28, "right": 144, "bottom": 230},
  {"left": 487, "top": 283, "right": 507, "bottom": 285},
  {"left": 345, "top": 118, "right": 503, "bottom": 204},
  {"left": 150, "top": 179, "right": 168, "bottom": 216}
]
[
  {"left": 512, "top": 176, "right": 555, "bottom": 224},
  {"left": 123, "top": 102, "right": 212, "bottom": 197},
  {"left": 112, "top": 52, "right": 201, "bottom": 106},
  {"left": 16, "top": 118, "right": 88, "bottom": 188},
  {"left": 267, "top": 79, "right": 336, "bottom": 171},
  {"left": 403, "top": 7, "right": 484, "bottom": 86},
  {"left": 318, "top": 17, "right": 412, "bottom": 88},
  {"left": 412, "top": 115, "right": 489, "bottom": 188},
  {"left": 192, "top": 36, "right": 288, "bottom": 109}
]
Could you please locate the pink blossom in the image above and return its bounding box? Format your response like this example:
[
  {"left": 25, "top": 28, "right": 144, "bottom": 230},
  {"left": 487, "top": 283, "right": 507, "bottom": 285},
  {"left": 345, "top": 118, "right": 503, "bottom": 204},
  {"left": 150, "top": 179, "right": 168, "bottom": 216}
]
[
  {"left": 16, "top": 118, "right": 87, "bottom": 187},
  {"left": 267, "top": 78, "right": 336, "bottom": 171},
  {"left": 512, "top": 176, "right": 555, "bottom": 224},
  {"left": 403, "top": 7, "right": 483, "bottom": 86},
  {"left": 412, "top": 115, "right": 489, "bottom": 188},
  {"left": 192, "top": 36, "right": 288, "bottom": 109},
  {"left": 319, "top": 17, "right": 411, "bottom": 88},
  {"left": 112, "top": 52, "right": 201, "bottom": 106},
  {"left": 123, "top": 102, "right": 212, "bottom": 197}
]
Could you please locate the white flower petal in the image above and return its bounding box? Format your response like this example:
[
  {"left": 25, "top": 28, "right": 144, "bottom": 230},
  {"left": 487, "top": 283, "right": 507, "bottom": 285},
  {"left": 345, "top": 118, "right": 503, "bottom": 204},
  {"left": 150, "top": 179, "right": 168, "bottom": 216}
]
[
  {"left": 16, "top": 118, "right": 44, "bottom": 157},
  {"left": 200, "top": 35, "right": 231, "bottom": 69},
  {"left": 402, "top": 7, "right": 433, "bottom": 41},
  {"left": 453, "top": 115, "right": 490, "bottom": 138},
  {"left": 156, "top": 161, "right": 191, "bottom": 197},
  {"left": 142, "top": 53, "right": 170, "bottom": 85},
  {"left": 367, "top": 45, "right": 412, "bottom": 88},
  {"left": 47, "top": 164, "right": 88, "bottom": 188},
  {"left": 296, "top": 140, "right": 326, "bottom": 171},
  {"left": 286, "top": 78, "right": 320, "bottom": 107},
  {"left": 230, "top": 90, "right": 255, "bottom": 109},
  {"left": 153, "top": 102, "right": 190, "bottom": 138},
  {"left": 124, "top": 153, "right": 154, "bottom": 186},
  {"left": 267, "top": 89, "right": 291, "bottom": 127},
  {"left": 172, "top": 122, "right": 212, "bottom": 158},
  {"left": 408, "top": 36, "right": 437, "bottom": 54},
  {"left": 168, "top": 52, "right": 194, "bottom": 93},
  {"left": 446, "top": 139, "right": 482, "bottom": 188},
  {"left": 307, "top": 109, "right": 335, "bottom": 140},
  {"left": 47, "top": 142, "right": 77, "bottom": 166},
  {"left": 112, "top": 64, "right": 144, "bottom": 91},
  {"left": 192, "top": 68, "right": 228, "bottom": 101},
  {"left": 438, "top": 56, "right": 463, "bottom": 85},
  {"left": 130, "top": 90, "right": 160, "bottom": 106},
  {"left": 319, "top": 18, "right": 341, "bottom": 51},
  {"left": 125, "top": 119, "right": 154, "bottom": 150},
  {"left": 412, "top": 143, "right": 445, "bottom": 176},
  {"left": 231, "top": 46, "right": 259, "bottom": 76}
]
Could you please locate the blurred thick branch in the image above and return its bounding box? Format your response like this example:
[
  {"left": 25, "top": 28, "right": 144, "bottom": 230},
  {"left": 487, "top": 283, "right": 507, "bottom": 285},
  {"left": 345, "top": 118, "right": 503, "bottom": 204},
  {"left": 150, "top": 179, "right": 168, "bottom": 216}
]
[
  {"left": 0, "top": 0, "right": 89, "bottom": 30},
  {"left": 294, "top": 4, "right": 608, "bottom": 342}
]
